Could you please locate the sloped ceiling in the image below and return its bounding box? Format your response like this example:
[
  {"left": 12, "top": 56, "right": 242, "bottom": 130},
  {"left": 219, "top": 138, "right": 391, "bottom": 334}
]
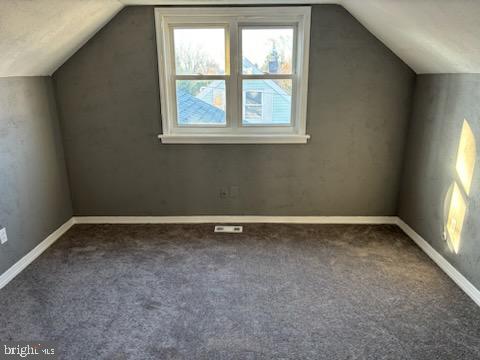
[
  {"left": 0, "top": 0, "right": 479, "bottom": 77},
  {"left": 0, "top": 0, "right": 123, "bottom": 77},
  {"left": 345, "top": 0, "right": 480, "bottom": 74}
]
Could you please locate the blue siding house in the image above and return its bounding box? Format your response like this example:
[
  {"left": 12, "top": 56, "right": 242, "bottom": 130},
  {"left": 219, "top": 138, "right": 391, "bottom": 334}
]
[{"left": 177, "top": 57, "right": 291, "bottom": 125}]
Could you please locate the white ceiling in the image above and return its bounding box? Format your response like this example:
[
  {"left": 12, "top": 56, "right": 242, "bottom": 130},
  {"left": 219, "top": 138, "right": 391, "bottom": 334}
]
[
  {"left": 0, "top": 0, "right": 479, "bottom": 77},
  {"left": 0, "top": 0, "right": 123, "bottom": 77},
  {"left": 345, "top": 0, "right": 480, "bottom": 74}
]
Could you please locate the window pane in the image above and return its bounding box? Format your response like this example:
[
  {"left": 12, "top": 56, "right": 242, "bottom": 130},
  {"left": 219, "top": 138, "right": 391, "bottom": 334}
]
[
  {"left": 176, "top": 80, "right": 226, "bottom": 125},
  {"left": 242, "top": 28, "right": 293, "bottom": 75},
  {"left": 174, "top": 28, "right": 226, "bottom": 75},
  {"left": 242, "top": 79, "right": 292, "bottom": 125}
]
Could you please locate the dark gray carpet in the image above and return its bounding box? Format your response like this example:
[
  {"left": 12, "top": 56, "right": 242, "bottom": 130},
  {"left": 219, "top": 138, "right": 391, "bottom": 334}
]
[{"left": 1, "top": 224, "right": 479, "bottom": 359}]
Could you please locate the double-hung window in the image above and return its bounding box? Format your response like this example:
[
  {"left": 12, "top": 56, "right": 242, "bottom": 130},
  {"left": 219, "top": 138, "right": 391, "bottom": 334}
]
[{"left": 155, "top": 7, "right": 311, "bottom": 144}]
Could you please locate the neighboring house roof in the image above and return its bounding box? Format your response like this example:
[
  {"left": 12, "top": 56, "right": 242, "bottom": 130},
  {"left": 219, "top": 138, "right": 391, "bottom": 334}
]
[
  {"left": 176, "top": 90, "right": 225, "bottom": 124},
  {"left": 242, "top": 57, "right": 263, "bottom": 75},
  {"left": 242, "top": 58, "right": 292, "bottom": 100},
  {"left": 196, "top": 81, "right": 225, "bottom": 101}
]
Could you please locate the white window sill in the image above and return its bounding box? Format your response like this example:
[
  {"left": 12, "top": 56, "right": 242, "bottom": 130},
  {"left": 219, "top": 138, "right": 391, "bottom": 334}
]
[{"left": 158, "top": 134, "right": 310, "bottom": 144}]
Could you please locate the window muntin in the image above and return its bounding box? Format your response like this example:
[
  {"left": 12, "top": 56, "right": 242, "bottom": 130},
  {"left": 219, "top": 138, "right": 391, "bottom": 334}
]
[{"left": 155, "top": 7, "right": 311, "bottom": 143}]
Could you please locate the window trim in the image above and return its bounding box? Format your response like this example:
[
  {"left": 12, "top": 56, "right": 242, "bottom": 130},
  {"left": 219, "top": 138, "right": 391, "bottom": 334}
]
[{"left": 154, "top": 7, "right": 311, "bottom": 144}]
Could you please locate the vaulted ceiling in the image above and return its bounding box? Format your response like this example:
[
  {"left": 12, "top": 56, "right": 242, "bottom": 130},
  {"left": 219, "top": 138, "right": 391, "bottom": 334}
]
[{"left": 1, "top": 0, "right": 479, "bottom": 77}]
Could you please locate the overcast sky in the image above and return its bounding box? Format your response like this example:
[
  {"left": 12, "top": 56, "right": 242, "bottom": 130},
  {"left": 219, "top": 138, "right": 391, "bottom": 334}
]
[{"left": 174, "top": 27, "right": 293, "bottom": 74}]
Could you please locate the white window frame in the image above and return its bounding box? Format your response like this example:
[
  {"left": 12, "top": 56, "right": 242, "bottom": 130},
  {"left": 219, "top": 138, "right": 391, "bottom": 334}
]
[{"left": 154, "top": 7, "right": 311, "bottom": 144}]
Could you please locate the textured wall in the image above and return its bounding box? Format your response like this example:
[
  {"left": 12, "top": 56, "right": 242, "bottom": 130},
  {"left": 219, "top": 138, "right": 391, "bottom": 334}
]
[
  {"left": 0, "top": 77, "right": 72, "bottom": 274},
  {"left": 54, "top": 5, "right": 414, "bottom": 216},
  {"left": 399, "top": 74, "right": 480, "bottom": 289}
]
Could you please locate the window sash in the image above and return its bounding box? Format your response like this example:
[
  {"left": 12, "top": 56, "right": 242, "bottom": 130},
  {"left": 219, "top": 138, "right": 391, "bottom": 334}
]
[
  {"left": 168, "top": 24, "right": 231, "bottom": 127},
  {"left": 237, "top": 24, "right": 296, "bottom": 128},
  {"left": 169, "top": 22, "right": 298, "bottom": 129}
]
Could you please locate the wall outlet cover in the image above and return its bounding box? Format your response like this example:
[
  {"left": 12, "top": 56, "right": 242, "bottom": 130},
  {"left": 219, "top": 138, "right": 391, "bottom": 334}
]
[{"left": 0, "top": 227, "right": 7, "bottom": 244}]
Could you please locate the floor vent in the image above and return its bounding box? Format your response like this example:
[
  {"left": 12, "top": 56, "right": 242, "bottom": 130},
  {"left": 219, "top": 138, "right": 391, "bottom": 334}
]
[{"left": 214, "top": 225, "right": 243, "bottom": 233}]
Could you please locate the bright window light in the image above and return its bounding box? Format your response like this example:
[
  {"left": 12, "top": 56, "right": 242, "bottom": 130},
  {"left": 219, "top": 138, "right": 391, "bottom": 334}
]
[
  {"left": 455, "top": 119, "right": 476, "bottom": 195},
  {"left": 446, "top": 182, "right": 467, "bottom": 253}
]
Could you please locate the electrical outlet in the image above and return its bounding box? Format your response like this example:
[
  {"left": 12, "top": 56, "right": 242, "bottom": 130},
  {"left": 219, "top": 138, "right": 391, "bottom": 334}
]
[{"left": 0, "top": 227, "right": 7, "bottom": 244}]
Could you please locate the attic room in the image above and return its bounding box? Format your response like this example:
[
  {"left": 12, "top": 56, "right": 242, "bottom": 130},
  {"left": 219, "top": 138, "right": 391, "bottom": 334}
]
[{"left": 1, "top": 0, "right": 479, "bottom": 358}]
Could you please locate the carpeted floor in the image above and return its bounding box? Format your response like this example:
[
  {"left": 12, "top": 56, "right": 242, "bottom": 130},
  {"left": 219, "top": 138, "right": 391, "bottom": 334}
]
[{"left": 1, "top": 224, "right": 479, "bottom": 359}]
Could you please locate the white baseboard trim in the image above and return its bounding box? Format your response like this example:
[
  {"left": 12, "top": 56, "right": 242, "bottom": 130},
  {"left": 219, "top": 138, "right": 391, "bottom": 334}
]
[
  {"left": 396, "top": 218, "right": 480, "bottom": 307},
  {"left": 73, "top": 215, "right": 398, "bottom": 224},
  {"left": 0, "top": 218, "right": 75, "bottom": 290}
]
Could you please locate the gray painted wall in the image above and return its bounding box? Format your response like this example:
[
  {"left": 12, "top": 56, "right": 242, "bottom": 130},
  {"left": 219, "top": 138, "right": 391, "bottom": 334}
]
[
  {"left": 399, "top": 74, "right": 480, "bottom": 289},
  {"left": 0, "top": 77, "right": 72, "bottom": 274},
  {"left": 54, "top": 5, "right": 414, "bottom": 216}
]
